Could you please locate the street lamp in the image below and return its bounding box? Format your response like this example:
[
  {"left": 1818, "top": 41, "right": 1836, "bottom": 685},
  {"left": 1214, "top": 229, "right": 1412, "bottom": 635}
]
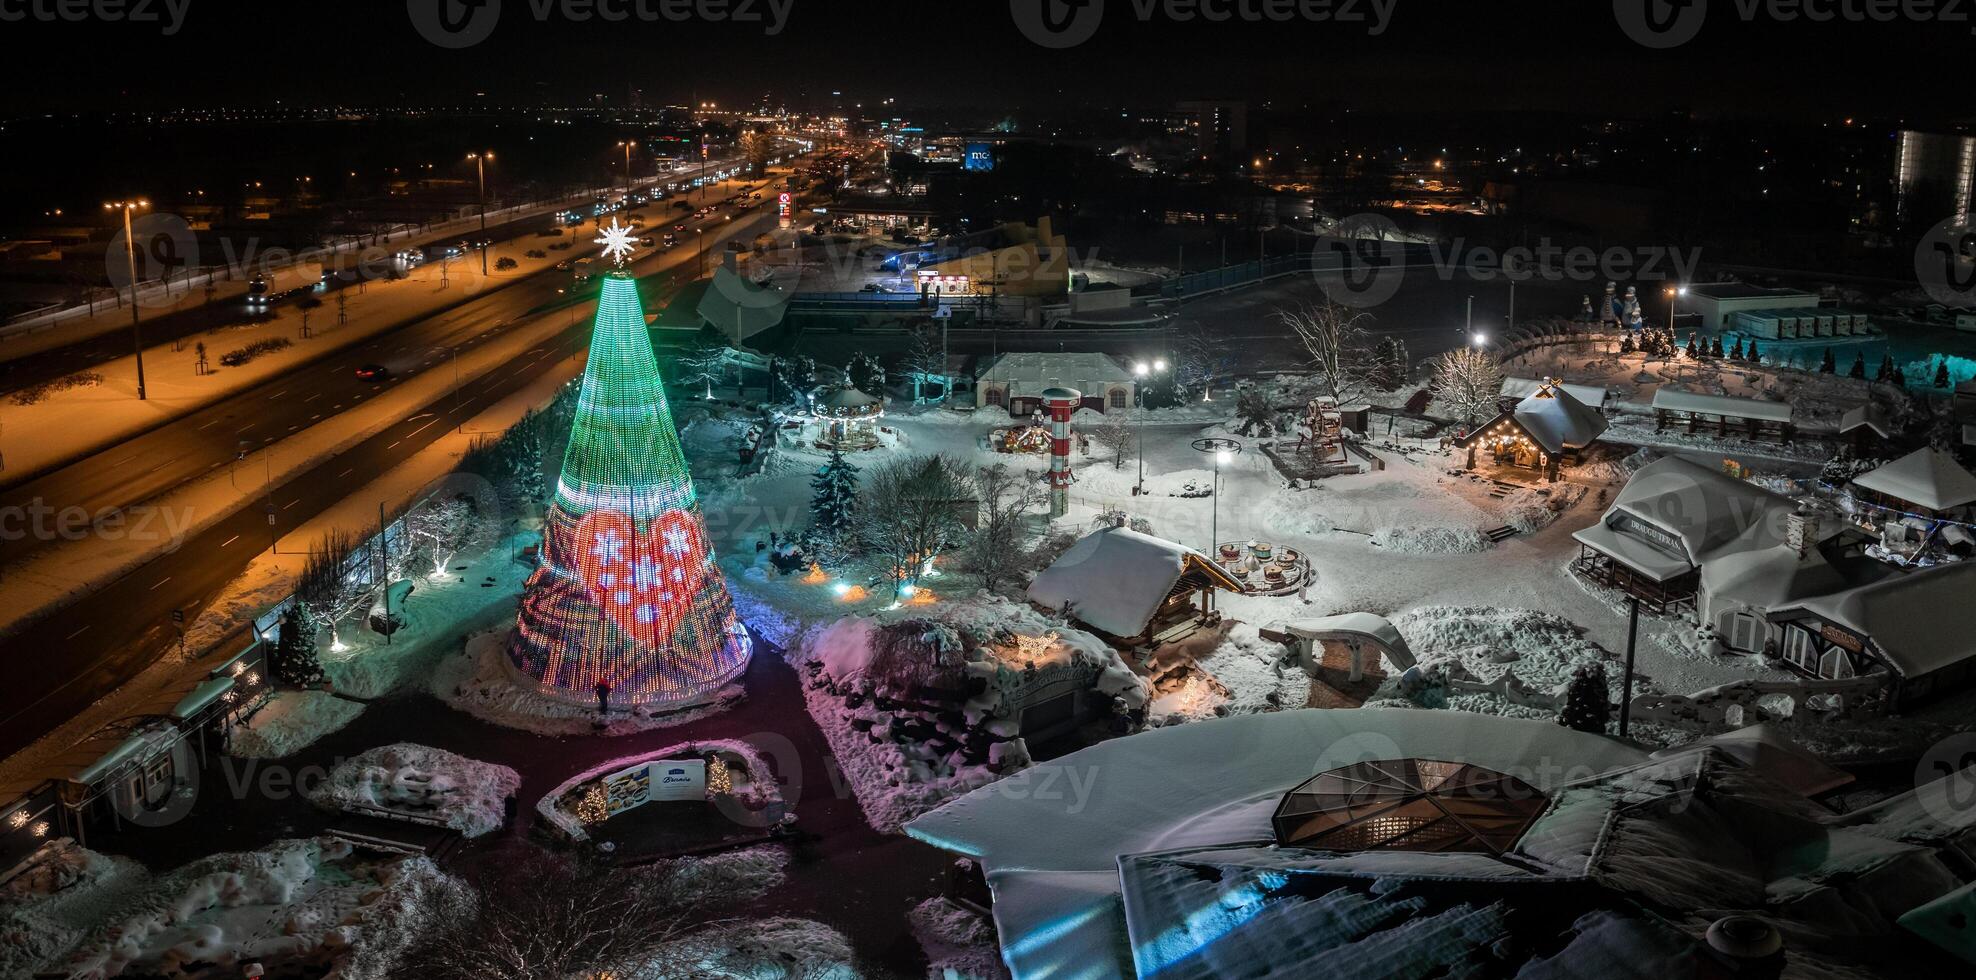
[
  {"left": 697, "top": 227, "right": 707, "bottom": 278},
  {"left": 1132, "top": 360, "right": 1169, "bottom": 496},
  {"left": 467, "top": 152, "right": 494, "bottom": 275},
  {"left": 105, "top": 199, "right": 150, "bottom": 400},
  {"left": 1664, "top": 284, "right": 1687, "bottom": 332},
  {"left": 1191, "top": 437, "right": 1243, "bottom": 554},
  {"left": 616, "top": 140, "right": 637, "bottom": 201}
]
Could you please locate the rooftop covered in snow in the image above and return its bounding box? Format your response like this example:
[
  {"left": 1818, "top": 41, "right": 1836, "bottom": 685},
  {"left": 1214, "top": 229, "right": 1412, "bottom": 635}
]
[
  {"left": 1026, "top": 527, "right": 1241, "bottom": 639},
  {"left": 1850, "top": 447, "right": 1976, "bottom": 514},
  {"left": 1573, "top": 457, "right": 1800, "bottom": 582}
]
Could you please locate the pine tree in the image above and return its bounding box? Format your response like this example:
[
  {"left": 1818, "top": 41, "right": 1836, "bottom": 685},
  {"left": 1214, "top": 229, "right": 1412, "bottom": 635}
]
[
  {"left": 1938, "top": 359, "right": 1953, "bottom": 388},
  {"left": 1685, "top": 331, "right": 1698, "bottom": 357},
  {"left": 1849, "top": 351, "right": 1867, "bottom": 379},
  {"left": 1710, "top": 337, "right": 1725, "bottom": 358},
  {"left": 273, "top": 605, "right": 325, "bottom": 689},
  {"left": 1893, "top": 365, "right": 1909, "bottom": 386},
  {"left": 1876, "top": 354, "right": 1894, "bottom": 382},
  {"left": 1618, "top": 333, "right": 1636, "bottom": 355},
  {"left": 1820, "top": 348, "right": 1837, "bottom": 374},
  {"left": 810, "top": 449, "right": 861, "bottom": 544},
  {"left": 1746, "top": 340, "right": 1762, "bottom": 364},
  {"left": 1730, "top": 339, "right": 1745, "bottom": 361},
  {"left": 1556, "top": 663, "right": 1611, "bottom": 734}
]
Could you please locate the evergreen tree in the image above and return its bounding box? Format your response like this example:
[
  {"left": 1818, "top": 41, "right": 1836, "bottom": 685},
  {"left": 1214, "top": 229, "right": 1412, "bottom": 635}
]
[
  {"left": 1373, "top": 337, "right": 1407, "bottom": 391},
  {"left": 809, "top": 449, "right": 862, "bottom": 545},
  {"left": 1618, "top": 333, "right": 1636, "bottom": 355},
  {"left": 1556, "top": 663, "right": 1611, "bottom": 734},
  {"left": 1746, "top": 340, "right": 1762, "bottom": 364},
  {"left": 1937, "top": 359, "right": 1953, "bottom": 389},
  {"left": 272, "top": 605, "right": 325, "bottom": 689},
  {"left": 1730, "top": 339, "right": 1745, "bottom": 361},
  {"left": 1893, "top": 365, "right": 1909, "bottom": 386},
  {"left": 1820, "top": 348, "right": 1837, "bottom": 373},
  {"left": 1876, "top": 354, "right": 1894, "bottom": 382},
  {"left": 1848, "top": 351, "right": 1867, "bottom": 379},
  {"left": 1710, "top": 337, "right": 1725, "bottom": 358},
  {"left": 1685, "top": 331, "right": 1698, "bottom": 357}
]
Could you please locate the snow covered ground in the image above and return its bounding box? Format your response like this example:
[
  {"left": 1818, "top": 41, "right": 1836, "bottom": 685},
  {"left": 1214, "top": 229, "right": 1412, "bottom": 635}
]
[
  {"left": 230, "top": 690, "right": 365, "bottom": 759},
  {"left": 20, "top": 837, "right": 454, "bottom": 980},
  {"left": 306, "top": 743, "right": 521, "bottom": 838},
  {"left": 432, "top": 628, "right": 746, "bottom": 736}
]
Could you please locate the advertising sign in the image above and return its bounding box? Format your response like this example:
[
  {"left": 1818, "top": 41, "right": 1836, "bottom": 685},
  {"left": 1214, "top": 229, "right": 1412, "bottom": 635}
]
[
  {"left": 651, "top": 759, "right": 707, "bottom": 801},
  {"left": 602, "top": 763, "right": 652, "bottom": 817}
]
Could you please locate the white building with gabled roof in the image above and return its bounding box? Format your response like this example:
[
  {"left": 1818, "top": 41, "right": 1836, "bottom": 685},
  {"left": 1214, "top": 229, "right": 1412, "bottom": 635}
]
[{"left": 975, "top": 352, "right": 1136, "bottom": 417}]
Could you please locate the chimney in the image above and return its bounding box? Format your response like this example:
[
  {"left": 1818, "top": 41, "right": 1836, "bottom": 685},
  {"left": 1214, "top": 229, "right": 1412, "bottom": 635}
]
[{"left": 1786, "top": 508, "right": 1820, "bottom": 559}]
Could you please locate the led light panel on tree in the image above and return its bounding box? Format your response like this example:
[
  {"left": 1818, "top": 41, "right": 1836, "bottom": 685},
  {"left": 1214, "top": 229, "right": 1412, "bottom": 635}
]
[{"left": 509, "top": 222, "right": 749, "bottom": 706}]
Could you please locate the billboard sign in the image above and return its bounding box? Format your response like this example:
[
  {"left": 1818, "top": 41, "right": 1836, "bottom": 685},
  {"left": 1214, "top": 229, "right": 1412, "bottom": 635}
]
[{"left": 652, "top": 759, "right": 707, "bottom": 801}]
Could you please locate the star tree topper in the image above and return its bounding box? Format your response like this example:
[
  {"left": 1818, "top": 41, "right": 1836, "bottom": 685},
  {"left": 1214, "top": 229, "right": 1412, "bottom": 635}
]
[{"left": 595, "top": 217, "right": 637, "bottom": 267}]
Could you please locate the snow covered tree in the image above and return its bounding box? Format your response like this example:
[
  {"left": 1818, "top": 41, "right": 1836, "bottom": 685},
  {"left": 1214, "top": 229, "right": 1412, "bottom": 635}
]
[
  {"left": 1234, "top": 389, "right": 1278, "bottom": 437},
  {"left": 809, "top": 449, "right": 861, "bottom": 548},
  {"left": 1429, "top": 347, "right": 1505, "bottom": 426},
  {"left": 1276, "top": 300, "right": 1376, "bottom": 406},
  {"left": 1372, "top": 336, "right": 1410, "bottom": 391},
  {"left": 1820, "top": 348, "right": 1837, "bottom": 373},
  {"left": 772, "top": 354, "right": 819, "bottom": 406},
  {"left": 1876, "top": 353, "right": 1894, "bottom": 382},
  {"left": 1710, "top": 336, "right": 1725, "bottom": 358},
  {"left": 1848, "top": 351, "right": 1867, "bottom": 379},
  {"left": 272, "top": 605, "right": 325, "bottom": 689},
  {"left": 1091, "top": 410, "right": 1135, "bottom": 469},
  {"left": 964, "top": 463, "right": 1045, "bottom": 594},
  {"left": 1618, "top": 333, "right": 1636, "bottom": 355},
  {"left": 1556, "top": 662, "right": 1610, "bottom": 734},
  {"left": 856, "top": 454, "right": 970, "bottom": 597},
  {"left": 1746, "top": 340, "right": 1762, "bottom": 365}
]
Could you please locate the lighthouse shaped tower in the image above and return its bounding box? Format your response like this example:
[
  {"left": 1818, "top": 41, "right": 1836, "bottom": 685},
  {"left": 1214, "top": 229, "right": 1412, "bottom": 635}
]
[{"left": 508, "top": 220, "right": 749, "bottom": 707}]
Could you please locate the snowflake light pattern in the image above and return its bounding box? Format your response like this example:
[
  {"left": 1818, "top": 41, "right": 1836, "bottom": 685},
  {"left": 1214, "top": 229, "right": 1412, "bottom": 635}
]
[{"left": 595, "top": 217, "right": 637, "bottom": 267}]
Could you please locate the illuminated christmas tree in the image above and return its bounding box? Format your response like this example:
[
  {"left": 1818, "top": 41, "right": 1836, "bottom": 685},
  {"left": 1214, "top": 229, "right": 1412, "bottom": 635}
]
[{"left": 508, "top": 220, "right": 750, "bottom": 707}]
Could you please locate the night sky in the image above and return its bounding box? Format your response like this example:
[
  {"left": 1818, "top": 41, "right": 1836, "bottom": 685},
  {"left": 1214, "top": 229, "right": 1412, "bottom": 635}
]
[{"left": 0, "top": 0, "right": 1968, "bottom": 123}]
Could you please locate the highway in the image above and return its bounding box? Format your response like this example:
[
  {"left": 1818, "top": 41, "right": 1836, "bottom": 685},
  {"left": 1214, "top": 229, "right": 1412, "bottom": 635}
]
[{"left": 0, "top": 190, "right": 785, "bottom": 760}]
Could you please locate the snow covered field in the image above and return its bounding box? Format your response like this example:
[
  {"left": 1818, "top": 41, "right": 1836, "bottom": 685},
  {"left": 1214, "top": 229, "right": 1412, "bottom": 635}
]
[{"left": 306, "top": 743, "right": 521, "bottom": 838}]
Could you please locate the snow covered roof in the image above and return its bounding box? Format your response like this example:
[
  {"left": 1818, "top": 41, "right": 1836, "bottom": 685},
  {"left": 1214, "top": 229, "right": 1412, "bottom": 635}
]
[
  {"left": 1270, "top": 613, "right": 1416, "bottom": 670},
  {"left": 1027, "top": 527, "right": 1236, "bottom": 638},
  {"left": 1838, "top": 403, "right": 1894, "bottom": 439},
  {"left": 1781, "top": 561, "right": 1976, "bottom": 678},
  {"left": 1651, "top": 388, "right": 1793, "bottom": 424},
  {"left": 811, "top": 385, "right": 883, "bottom": 415},
  {"left": 1501, "top": 376, "right": 1607, "bottom": 409},
  {"left": 1573, "top": 457, "right": 1799, "bottom": 579},
  {"left": 1699, "top": 544, "right": 1847, "bottom": 611},
  {"left": 1273, "top": 759, "right": 1550, "bottom": 854},
  {"left": 1851, "top": 447, "right": 1976, "bottom": 513},
  {"left": 905, "top": 710, "right": 1648, "bottom": 978},
  {"left": 1512, "top": 385, "right": 1608, "bottom": 454},
  {"left": 1649, "top": 725, "right": 1853, "bottom": 799},
  {"left": 976, "top": 351, "right": 1133, "bottom": 389}
]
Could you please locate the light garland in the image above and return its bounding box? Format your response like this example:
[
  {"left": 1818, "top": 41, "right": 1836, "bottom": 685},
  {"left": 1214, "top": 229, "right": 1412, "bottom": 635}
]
[{"left": 508, "top": 274, "right": 751, "bottom": 707}]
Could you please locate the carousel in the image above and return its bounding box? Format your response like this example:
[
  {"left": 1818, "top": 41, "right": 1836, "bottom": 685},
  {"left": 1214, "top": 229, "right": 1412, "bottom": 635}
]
[
  {"left": 808, "top": 385, "right": 886, "bottom": 452},
  {"left": 1213, "top": 539, "right": 1316, "bottom": 596}
]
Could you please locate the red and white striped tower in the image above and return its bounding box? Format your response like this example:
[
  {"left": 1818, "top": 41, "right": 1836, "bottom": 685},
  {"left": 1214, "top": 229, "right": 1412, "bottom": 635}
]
[{"left": 1041, "top": 387, "right": 1082, "bottom": 518}]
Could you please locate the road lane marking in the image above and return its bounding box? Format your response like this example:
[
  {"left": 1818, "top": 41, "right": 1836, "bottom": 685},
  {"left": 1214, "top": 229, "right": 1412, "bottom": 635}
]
[
  {"left": 222, "top": 534, "right": 240, "bottom": 547},
  {"left": 65, "top": 626, "right": 90, "bottom": 640},
  {"left": 337, "top": 468, "right": 353, "bottom": 478},
  {"left": 197, "top": 418, "right": 221, "bottom": 431},
  {"left": 284, "top": 499, "right": 301, "bottom": 510},
  {"left": 149, "top": 577, "right": 171, "bottom": 590}
]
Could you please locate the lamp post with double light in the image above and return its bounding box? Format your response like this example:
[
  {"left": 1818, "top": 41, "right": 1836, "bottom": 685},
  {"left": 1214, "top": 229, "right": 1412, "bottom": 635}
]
[
  {"left": 1132, "top": 358, "right": 1168, "bottom": 496},
  {"left": 467, "top": 152, "right": 494, "bottom": 275},
  {"left": 106, "top": 199, "right": 150, "bottom": 400}
]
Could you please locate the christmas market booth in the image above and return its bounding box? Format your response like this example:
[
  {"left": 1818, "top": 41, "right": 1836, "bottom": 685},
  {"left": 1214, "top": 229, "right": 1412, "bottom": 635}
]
[
  {"left": 1454, "top": 380, "right": 1608, "bottom": 483},
  {"left": 808, "top": 384, "right": 888, "bottom": 452}
]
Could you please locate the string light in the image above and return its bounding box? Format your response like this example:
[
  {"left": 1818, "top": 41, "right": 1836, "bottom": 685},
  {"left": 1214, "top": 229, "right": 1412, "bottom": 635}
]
[{"left": 509, "top": 274, "right": 750, "bottom": 706}]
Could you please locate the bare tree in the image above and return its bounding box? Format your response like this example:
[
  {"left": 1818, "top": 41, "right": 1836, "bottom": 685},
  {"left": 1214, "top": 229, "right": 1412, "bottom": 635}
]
[
  {"left": 903, "top": 323, "right": 947, "bottom": 403},
  {"left": 1429, "top": 346, "right": 1505, "bottom": 427},
  {"left": 1276, "top": 300, "right": 1376, "bottom": 406},
  {"left": 1174, "top": 323, "right": 1233, "bottom": 402},
  {"left": 675, "top": 332, "right": 733, "bottom": 400},
  {"left": 965, "top": 462, "right": 1046, "bottom": 593},
  {"left": 856, "top": 454, "right": 971, "bottom": 597},
  {"left": 1091, "top": 411, "right": 1135, "bottom": 470}
]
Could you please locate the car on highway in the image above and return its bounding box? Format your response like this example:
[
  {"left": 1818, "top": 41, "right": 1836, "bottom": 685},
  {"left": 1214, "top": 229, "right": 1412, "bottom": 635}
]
[{"left": 355, "top": 364, "right": 390, "bottom": 382}]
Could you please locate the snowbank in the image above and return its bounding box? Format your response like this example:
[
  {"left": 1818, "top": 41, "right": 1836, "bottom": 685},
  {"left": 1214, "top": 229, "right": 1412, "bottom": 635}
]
[
  {"left": 48, "top": 837, "right": 456, "bottom": 980},
  {"left": 0, "top": 841, "right": 152, "bottom": 979},
  {"left": 230, "top": 691, "right": 365, "bottom": 759},
  {"left": 306, "top": 743, "right": 521, "bottom": 839},
  {"left": 1371, "top": 524, "right": 1491, "bottom": 555},
  {"left": 909, "top": 895, "right": 1007, "bottom": 980}
]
